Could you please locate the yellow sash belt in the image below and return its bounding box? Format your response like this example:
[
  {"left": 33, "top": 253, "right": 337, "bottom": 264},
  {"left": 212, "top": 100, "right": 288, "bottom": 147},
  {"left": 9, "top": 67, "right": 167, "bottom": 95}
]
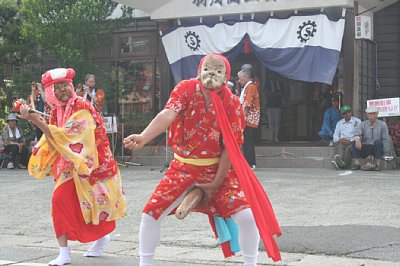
[{"left": 174, "top": 153, "right": 220, "bottom": 166}]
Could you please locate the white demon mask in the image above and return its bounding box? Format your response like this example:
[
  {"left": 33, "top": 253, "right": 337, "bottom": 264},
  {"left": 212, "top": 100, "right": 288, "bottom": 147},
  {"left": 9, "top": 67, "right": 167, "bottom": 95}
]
[{"left": 198, "top": 55, "right": 227, "bottom": 90}]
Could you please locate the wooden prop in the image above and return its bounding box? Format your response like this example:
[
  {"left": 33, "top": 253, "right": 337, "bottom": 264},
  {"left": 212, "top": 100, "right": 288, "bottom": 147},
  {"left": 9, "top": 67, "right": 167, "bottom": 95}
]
[
  {"left": 27, "top": 108, "right": 52, "bottom": 118},
  {"left": 175, "top": 188, "right": 204, "bottom": 220}
]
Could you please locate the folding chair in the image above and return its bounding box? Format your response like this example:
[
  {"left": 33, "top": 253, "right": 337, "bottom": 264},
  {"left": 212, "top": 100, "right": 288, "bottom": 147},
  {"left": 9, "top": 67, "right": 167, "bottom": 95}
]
[{"left": 0, "top": 150, "right": 12, "bottom": 169}]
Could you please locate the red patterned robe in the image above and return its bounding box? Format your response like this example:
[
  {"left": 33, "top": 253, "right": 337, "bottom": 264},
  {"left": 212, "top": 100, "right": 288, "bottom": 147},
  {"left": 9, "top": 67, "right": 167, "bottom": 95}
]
[{"left": 143, "top": 79, "right": 250, "bottom": 220}]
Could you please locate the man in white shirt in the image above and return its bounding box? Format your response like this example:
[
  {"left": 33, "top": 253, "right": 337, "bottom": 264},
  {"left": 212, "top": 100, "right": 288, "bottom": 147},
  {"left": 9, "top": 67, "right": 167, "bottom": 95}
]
[{"left": 331, "top": 105, "right": 361, "bottom": 170}]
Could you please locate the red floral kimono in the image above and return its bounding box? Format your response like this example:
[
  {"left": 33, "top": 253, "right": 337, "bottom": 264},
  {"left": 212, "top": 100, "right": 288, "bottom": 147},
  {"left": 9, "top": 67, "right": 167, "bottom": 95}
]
[
  {"left": 143, "top": 79, "right": 249, "bottom": 220},
  {"left": 143, "top": 76, "right": 281, "bottom": 261},
  {"left": 29, "top": 97, "right": 126, "bottom": 243}
]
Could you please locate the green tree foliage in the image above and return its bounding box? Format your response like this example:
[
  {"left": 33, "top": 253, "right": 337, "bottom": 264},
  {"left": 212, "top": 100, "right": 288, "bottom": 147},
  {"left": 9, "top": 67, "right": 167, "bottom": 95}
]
[
  {"left": 0, "top": 0, "right": 39, "bottom": 127},
  {"left": 20, "top": 0, "right": 133, "bottom": 82},
  {"left": 1, "top": 1, "right": 133, "bottom": 141}
]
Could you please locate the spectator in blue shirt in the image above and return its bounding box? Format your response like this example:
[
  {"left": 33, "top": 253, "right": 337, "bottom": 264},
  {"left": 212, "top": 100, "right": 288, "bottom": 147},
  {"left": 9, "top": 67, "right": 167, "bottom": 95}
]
[
  {"left": 331, "top": 105, "right": 361, "bottom": 169},
  {"left": 318, "top": 96, "right": 342, "bottom": 146}
]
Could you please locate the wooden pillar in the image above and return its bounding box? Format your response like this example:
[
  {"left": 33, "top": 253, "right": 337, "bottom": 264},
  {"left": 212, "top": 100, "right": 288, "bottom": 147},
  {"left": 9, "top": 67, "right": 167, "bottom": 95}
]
[
  {"left": 351, "top": 2, "right": 362, "bottom": 119},
  {"left": 158, "top": 21, "right": 173, "bottom": 109}
]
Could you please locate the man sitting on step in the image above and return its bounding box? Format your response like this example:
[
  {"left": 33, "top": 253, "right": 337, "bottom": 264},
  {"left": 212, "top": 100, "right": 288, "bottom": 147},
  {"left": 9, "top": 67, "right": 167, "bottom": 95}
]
[
  {"left": 351, "top": 106, "right": 391, "bottom": 171},
  {"left": 331, "top": 105, "right": 361, "bottom": 170}
]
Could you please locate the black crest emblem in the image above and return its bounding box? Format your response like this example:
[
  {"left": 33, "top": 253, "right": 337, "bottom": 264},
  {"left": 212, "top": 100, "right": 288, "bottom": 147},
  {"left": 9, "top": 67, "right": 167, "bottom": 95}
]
[
  {"left": 297, "top": 20, "right": 317, "bottom": 43},
  {"left": 185, "top": 31, "right": 201, "bottom": 51}
]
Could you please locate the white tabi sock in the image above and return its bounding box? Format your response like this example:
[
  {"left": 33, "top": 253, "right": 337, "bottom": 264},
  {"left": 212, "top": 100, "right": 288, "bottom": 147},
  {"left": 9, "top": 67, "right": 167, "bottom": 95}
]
[
  {"left": 83, "top": 234, "right": 111, "bottom": 257},
  {"left": 48, "top": 246, "right": 71, "bottom": 266}
]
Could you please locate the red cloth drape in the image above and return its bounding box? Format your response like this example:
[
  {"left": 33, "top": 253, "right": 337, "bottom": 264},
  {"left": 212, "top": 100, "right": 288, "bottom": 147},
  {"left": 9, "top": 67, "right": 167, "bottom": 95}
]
[
  {"left": 243, "top": 38, "right": 252, "bottom": 54},
  {"left": 52, "top": 179, "right": 115, "bottom": 243},
  {"left": 210, "top": 89, "right": 282, "bottom": 262}
]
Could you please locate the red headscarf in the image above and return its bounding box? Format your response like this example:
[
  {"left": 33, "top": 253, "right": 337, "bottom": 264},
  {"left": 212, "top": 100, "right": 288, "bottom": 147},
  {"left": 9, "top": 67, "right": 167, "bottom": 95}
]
[{"left": 41, "top": 68, "right": 78, "bottom": 127}]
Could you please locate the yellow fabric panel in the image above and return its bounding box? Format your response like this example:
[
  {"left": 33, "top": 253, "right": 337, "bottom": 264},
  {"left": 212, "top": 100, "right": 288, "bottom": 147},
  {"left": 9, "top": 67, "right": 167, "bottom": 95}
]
[
  {"left": 47, "top": 109, "right": 99, "bottom": 176},
  {"left": 28, "top": 135, "right": 57, "bottom": 179}
]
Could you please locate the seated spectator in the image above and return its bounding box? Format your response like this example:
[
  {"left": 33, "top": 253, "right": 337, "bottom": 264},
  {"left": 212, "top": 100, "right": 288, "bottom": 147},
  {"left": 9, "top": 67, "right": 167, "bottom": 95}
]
[
  {"left": 331, "top": 105, "right": 361, "bottom": 169},
  {"left": 318, "top": 96, "right": 342, "bottom": 146},
  {"left": 1, "top": 113, "right": 30, "bottom": 169},
  {"left": 351, "top": 106, "right": 391, "bottom": 171}
]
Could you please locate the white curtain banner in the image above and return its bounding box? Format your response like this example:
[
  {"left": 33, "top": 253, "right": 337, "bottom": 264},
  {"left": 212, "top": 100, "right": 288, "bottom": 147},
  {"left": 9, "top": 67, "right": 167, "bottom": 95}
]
[{"left": 161, "top": 10, "right": 346, "bottom": 84}]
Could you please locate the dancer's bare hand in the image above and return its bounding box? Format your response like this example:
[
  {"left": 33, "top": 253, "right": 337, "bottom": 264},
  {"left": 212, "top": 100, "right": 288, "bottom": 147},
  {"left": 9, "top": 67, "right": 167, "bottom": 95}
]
[
  {"left": 196, "top": 182, "right": 219, "bottom": 199},
  {"left": 123, "top": 134, "right": 146, "bottom": 150},
  {"left": 19, "top": 104, "right": 42, "bottom": 124}
]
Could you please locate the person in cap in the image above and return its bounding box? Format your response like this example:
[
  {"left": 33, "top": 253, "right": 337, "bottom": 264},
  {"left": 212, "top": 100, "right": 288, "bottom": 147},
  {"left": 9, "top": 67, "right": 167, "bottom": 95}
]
[
  {"left": 19, "top": 68, "right": 126, "bottom": 265},
  {"left": 1, "top": 113, "right": 30, "bottom": 169},
  {"left": 124, "top": 53, "right": 281, "bottom": 266},
  {"left": 331, "top": 105, "right": 361, "bottom": 169},
  {"left": 318, "top": 96, "right": 342, "bottom": 146},
  {"left": 351, "top": 105, "right": 391, "bottom": 171}
]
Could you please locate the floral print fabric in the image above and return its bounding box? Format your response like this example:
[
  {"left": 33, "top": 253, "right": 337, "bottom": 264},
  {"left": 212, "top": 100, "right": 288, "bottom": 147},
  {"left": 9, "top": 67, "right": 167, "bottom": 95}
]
[
  {"left": 242, "top": 82, "right": 260, "bottom": 128},
  {"left": 29, "top": 107, "right": 126, "bottom": 225}
]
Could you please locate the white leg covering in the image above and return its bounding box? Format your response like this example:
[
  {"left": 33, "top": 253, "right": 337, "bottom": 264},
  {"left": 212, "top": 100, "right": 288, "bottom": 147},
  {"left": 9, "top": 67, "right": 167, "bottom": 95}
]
[
  {"left": 139, "top": 213, "right": 161, "bottom": 266},
  {"left": 48, "top": 247, "right": 71, "bottom": 266},
  {"left": 138, "top": 187, "right": 192, "bottom": 266},
  {"left": 232, "top": 208, "right": 260, "bottom": 266},
  {"left": 83, "top": 234, "right": 111, "bottom": 257}
]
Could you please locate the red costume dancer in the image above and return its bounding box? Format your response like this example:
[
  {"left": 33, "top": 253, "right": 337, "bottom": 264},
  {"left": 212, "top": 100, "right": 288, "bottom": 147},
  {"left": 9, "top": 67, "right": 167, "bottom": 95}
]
[
  {"left": 20, "top": 68, "right": 126, "bottom": 266},
  {"left": 124, "top": 54, "right": 281, "bottom": 266}
]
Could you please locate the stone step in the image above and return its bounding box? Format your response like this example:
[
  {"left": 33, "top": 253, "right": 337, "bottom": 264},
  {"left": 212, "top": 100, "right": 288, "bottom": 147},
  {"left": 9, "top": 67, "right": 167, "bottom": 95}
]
[
  {"left": 255, "top": 146, "right": 335, "bottom": 157},
  {"left": 125, "top": 145, "right": 335, "bottom": 158},
  {"left": 119, "top": 155, "right": 396, "bottom": 170},
  {"left": 118, "top": 146, "right": 397, "bottom": 169}
]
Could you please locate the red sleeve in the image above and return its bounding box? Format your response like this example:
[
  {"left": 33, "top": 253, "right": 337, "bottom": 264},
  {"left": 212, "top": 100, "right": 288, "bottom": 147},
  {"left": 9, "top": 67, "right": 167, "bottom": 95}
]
[{"left": 164, "top": 80, "right": 196, "bottom": 113}]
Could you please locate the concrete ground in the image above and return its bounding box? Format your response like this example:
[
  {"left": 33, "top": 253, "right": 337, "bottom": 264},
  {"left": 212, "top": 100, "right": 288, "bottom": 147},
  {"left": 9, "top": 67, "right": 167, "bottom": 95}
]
[{"left": 0, "top": 167, "right": 399, "bottom": 265}]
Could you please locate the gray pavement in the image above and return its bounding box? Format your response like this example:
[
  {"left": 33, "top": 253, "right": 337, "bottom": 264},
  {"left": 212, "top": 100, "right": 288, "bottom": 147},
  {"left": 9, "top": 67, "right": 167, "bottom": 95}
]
[{"left": 0, "top": 167, "right": 399, "bottom": 265}]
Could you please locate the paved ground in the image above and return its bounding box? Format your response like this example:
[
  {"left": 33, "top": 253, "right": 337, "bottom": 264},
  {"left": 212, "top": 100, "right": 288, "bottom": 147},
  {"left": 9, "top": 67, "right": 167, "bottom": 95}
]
[{"left": 0, "top": 167, "right": 399, "bottom": 265}]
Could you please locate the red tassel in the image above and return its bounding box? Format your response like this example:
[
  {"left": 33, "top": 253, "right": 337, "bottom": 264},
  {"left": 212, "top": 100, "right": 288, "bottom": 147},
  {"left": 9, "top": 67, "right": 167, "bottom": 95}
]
[{"left": 243, "top": 38, "right": 251, "bottom": 54}]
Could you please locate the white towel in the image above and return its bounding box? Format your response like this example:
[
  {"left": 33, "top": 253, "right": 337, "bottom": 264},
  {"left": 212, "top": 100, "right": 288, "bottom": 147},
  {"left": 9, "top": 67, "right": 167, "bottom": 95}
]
[
  {"left": 239, "top": 80, "right": 252, "bottom": 105},
  {"left": 8, "top": 126, "right": 21, "bottom": 139}
]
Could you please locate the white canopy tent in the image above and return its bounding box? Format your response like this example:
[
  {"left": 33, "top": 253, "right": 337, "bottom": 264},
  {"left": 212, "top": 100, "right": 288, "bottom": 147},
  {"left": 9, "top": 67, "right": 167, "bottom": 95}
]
[{"left": 113, "top": 0, "right": 398, "bottom": 20}]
